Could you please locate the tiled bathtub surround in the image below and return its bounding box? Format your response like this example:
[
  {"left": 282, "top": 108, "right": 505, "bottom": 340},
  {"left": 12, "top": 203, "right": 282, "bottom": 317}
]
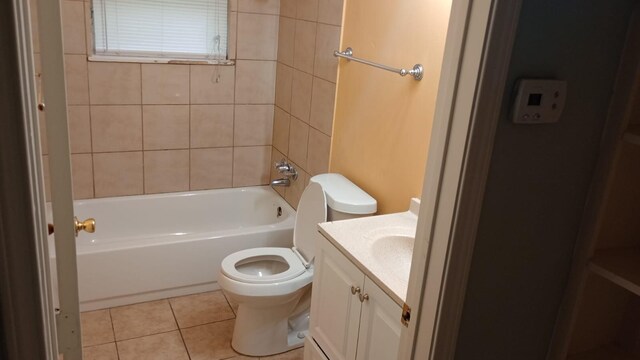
[
  {"left": 34, "top": 0, "right": 280, "bottom": 199},
  {"left": 270, "top": 0, "right": 343, "bottom": 209}
]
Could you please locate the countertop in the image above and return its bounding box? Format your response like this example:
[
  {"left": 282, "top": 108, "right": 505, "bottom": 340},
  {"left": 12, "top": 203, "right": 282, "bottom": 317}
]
[{"left": 317, "top": 200, "right": 419, "bottom": 306}]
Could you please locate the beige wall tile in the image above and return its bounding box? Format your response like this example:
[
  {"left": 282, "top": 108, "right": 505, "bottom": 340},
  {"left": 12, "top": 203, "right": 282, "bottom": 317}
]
[
  {"left": 309, "top": 77, "right": 335, "bottom": 135},
  {"left": 318, "top": 0, "right": 344, "bottom": 26},
  {"left": 229, "top": 0, "right": 238, "bottom": 11},
  {"left": 84, "top": 3, "right": 93, "bottom": 56},
  {"left": 90, "top": 106, "right": 142, "bottom": 152},
  {"left": 65, "top": 55, "right": 89, "bottom": 105},
  {"left": 190, "top": 148, "right": 233, "bottom": 190},
  {"left": 297, "top": 0, "right": 319, "bottom": 21},
  {"left": 235, "top": 60, "right": 277, "bottom": 104},
  {"left": 234, "top": 105, "right": 274, "bottom": 146},
  {"left": 181, "top": 320, "right": 236, "bottom": 360},
  {"left": 275, "top": 63, "right": 293, "bottom": 112},
  {"left": 29, "top": 0, "right": 40, "bottom": 52},
  {"left": 237, "top": 13, "right": 279, "bottom": 60},
  {"left": 68, "top": 105, "right": 91, "bottom": 153},
  {"left": 288, "top": 117, "right": 309, "bottom": 168},
  {"left": 190, "top": 65, "right": 235, "bottom": 104},
  {"left": 190, "top": 105, "right": 234, "bottom": 148},
  {"left": 93, "top": 152, "right": 143, "bottom": 197},
  {"left": 293, "top": 20, "right": 317, "bottom": 74},
  {"left": 141, "top": 64, "right": 189, "bottom": 105},
  {"left": 117, "top": 331, "right": 189, "bottom": 360},
  {"left": 88, "top": 62, "right": 141, "bottom": 105},
  {"left": 228, "top": 12, "right": 238, "bottom": 60},
  {"left": 83, "top": 343, "right": 118, "bottom": 360},
  {"left": 169, "top": 291, "right": 235, "bottom": 329},
  {"left": 110, "top": 300, "right": 177, "bottom": 341},
  {"left": 71, "top": 154, "right": 94, "bottom": 199},
  {"left": 238, "top": 0, "right": 280, "bottom": 14},
  {"left": 313, "top": 24, "right": 341, "bottom": 82},
  {"left": 280, "top": 0, "right": 296, "bottom": 18},
  {"left": 273, "top": 106, "right": 290, "bottom": 155},
  {"left": 62, "top": 0, "right": 86, "bottom": 54},
  {"left": 277, "top": 17, "right": 296, "bottom": 66},
  {"left": 270, "top": 147, "right": 286, "bottom": 197},
  {"left": 143, "top": 105, "right": 189, "bottom": 150},
  {"left": 284, "top": 162, "right": 309, "bottom": 209},
  {"left": 144, "top": 150, "right": 189, "bottom": 194},
  {"left": 307, "top": 128, "right": 330, "bottom": 176},
  {"left": 290, "top": 70, "right": 313, "bottom": 122},
  {"left": 80, "top": 310, "right": 114, "bottom": 347},
  {"left": 233, "top": 146, "right": 271, "bottom": 186}
]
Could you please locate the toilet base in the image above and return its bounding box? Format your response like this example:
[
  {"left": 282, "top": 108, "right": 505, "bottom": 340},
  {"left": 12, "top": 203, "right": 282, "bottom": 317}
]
[{"left": 230, "top": 292, "right": 310, "bottom": 357}]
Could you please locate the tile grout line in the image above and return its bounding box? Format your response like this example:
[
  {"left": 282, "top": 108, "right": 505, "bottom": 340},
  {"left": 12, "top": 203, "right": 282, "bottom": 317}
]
[
  {"left": 166, "top": 299, "right": 193, "bottom": 360},
  {"left": 107, "top": 308, "right": 122, "bottom": 360}
]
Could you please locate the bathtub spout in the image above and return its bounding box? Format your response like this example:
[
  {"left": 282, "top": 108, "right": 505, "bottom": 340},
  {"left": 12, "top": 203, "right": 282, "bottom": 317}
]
[{"left": 270, "top": 178, "right": 290, "bottom": 187}]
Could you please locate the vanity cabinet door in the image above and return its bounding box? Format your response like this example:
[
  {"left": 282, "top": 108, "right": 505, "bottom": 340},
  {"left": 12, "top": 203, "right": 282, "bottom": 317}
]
[
  {"left": 310, "top": 234, "right": 365, "bottom": 360},
  {"left": 354, "top": 277, "right": 403, "bottom": 360}
]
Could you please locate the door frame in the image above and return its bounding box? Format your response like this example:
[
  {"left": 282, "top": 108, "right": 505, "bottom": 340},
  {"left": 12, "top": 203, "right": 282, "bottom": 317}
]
[
  {"left": 0, "top": 0, "right": 58, "bottom": 359},
  {"left": 35, "top": 0, "right": 84, "bottom": 356},
  {"left": 399, "top": 0, "right": 522, "bottom": 358}
]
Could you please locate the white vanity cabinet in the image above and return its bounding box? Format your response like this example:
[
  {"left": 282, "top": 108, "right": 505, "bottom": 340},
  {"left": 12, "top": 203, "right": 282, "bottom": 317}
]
[{"left": 307, "top": 233, "right": 403, "bottom": 360}]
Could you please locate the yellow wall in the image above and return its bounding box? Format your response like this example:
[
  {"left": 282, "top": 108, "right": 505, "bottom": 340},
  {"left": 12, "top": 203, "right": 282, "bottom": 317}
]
[{"left": 329, "top": 0, "right": 452, "bottom": 214}]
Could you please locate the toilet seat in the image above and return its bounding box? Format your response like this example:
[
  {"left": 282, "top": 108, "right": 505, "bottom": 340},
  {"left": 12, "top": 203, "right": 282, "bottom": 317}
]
[
  {"left": 221, "top": 247, "right": 306, "bottom": 284},
  {"left": 220, "top": 182, "right": 327, "bottom": 288}
]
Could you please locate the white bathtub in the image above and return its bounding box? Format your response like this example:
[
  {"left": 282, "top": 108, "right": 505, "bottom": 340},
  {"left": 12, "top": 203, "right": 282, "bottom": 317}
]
[{"left": 49, "top": 186, "right": 295, "bottom": 311}]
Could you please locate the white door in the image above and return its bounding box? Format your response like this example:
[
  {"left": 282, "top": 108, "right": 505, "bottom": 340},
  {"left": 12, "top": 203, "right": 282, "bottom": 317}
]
[
  {"left": 310, "top": 235, "right": 365, "bottom": 360},
  {"left": 355, "top": 277, "right": 403, "bottom": 360},
  {"left": 36, "top": 0, "right": 85, "bottom": 358}
]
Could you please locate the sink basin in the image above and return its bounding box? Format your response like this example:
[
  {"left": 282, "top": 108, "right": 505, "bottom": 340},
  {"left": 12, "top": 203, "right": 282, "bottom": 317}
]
[{"left": 369, "top": 230, "right": 415, "bottom": 282}]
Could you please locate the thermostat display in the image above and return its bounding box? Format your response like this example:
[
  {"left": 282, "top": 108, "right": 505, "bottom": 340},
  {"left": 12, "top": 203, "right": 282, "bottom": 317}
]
[{"left": 512, "top": 79, "right": 567, "bottom": 124}]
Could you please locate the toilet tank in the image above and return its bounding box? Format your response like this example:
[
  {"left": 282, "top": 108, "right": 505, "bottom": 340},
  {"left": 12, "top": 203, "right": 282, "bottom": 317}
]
[{"left": 310, "top": 174, "right": 377, "bottom": 221}]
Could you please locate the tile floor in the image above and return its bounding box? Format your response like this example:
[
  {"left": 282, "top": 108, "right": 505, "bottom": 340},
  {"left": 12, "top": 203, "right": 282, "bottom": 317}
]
[{"left": 80, "top": 290, "right": 304, "bottom": 360}]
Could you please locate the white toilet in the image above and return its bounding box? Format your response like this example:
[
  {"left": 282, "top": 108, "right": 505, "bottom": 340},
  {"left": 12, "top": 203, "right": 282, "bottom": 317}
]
[{"left": 218, "top": 173, "right": 376, "bottom": 356}]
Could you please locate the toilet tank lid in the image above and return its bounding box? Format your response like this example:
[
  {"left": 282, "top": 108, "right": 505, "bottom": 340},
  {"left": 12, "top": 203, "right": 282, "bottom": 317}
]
[{"left": 310, "top": 174, "right": 377, "bottom": 215}]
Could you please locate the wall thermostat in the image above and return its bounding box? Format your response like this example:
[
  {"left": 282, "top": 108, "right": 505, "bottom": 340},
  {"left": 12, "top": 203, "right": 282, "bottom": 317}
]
[{"left": 512, "top": 79, "right": 567, "bottom": 124}]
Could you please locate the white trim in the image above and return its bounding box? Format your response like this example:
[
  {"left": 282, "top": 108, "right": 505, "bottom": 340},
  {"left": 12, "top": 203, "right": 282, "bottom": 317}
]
[
  {"left": 88, "top": 54, "right": 236, "bottom": 65},
  {"left": 399, "top": 0, "right": 522, "bottom": 358}
]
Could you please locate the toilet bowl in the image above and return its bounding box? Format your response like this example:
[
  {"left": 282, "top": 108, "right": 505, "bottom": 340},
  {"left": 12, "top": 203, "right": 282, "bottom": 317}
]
[{"left": 218, "top": 174, "right": 377, "bottom": 357}]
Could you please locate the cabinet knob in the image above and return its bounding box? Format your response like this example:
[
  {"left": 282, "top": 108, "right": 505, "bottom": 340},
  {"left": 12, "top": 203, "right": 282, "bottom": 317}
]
[
  {"left": 350, "top": 286, "right": 361, "bottom": 295},
  {"left": 359, "top": 293, "right": 369, "bottom": 302}
]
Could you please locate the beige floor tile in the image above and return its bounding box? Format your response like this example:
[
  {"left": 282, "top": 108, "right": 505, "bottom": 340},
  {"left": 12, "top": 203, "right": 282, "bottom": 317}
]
[
  {"left": 82, "top": 343, "right": 118, "bottom": 360},
  {"left": 223, "top": 292, "right": 240, "bottom": 315},
  {"left": 81, "top": 310, "right": 114, "bottom": 346},
  {"left": 110, "top": 300, "right": 178, "bottom": 341},
  {"left": 170, "top": 291, "right": 235, "bottom": 329},
  {"left": 117, "top": 331, "right": 189, "bottom": 360},
  {"left": 181, "top": 319, "right": 237, "bottom": 360},
  {"left": 260, "top": 347, "right": 304, "bottom": 360}
]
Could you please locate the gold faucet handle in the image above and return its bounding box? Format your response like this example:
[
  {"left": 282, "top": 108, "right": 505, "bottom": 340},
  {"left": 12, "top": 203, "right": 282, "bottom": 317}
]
[{"left": 74, "top": 217, "right": 96, "bottom": 235}]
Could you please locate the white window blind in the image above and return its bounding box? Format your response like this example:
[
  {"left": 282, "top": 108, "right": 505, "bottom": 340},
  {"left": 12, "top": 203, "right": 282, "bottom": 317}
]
[{"left": 92, "top": 0, "right": 228, "bottom": 60}]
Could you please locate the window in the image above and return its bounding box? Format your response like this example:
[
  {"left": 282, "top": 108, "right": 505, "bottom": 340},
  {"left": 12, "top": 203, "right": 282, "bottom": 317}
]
[{"left": 92, "top": 0, "right": 228, "bottom": 62}]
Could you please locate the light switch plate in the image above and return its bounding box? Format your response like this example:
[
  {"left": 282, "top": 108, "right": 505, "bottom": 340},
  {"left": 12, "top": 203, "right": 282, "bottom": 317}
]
[{"left": 512, "top": 79, "right": 567, "bottom": 124}]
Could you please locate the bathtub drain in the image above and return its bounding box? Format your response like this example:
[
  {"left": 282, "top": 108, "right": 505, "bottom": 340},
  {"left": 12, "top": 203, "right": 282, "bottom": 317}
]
[{"left": 277, "top": 206, "right": 282, "bottom": 217}]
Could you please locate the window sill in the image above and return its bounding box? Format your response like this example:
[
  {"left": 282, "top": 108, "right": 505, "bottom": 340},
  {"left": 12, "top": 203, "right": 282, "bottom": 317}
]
[{"left": 88, "top": 55, "right": 235, "bottom": 66}]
